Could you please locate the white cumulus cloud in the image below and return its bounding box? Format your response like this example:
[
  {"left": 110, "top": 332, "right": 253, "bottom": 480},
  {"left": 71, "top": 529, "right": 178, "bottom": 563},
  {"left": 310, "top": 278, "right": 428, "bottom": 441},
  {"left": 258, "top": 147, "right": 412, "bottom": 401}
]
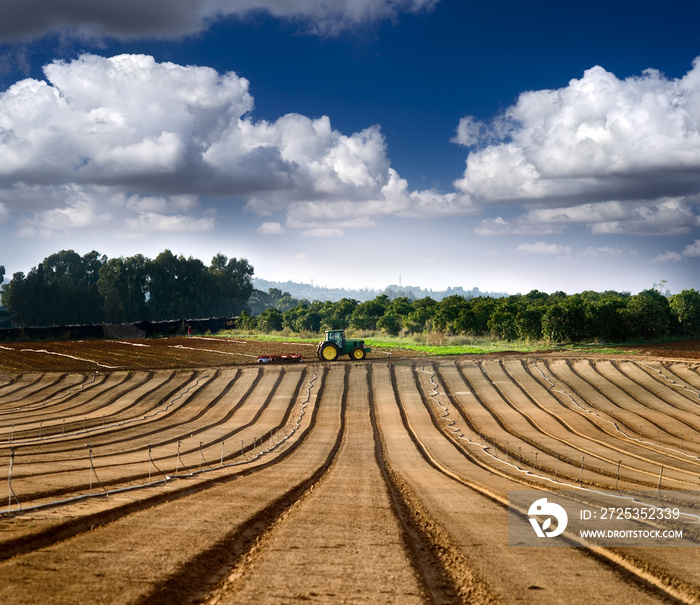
[
  {"left": 684, "top": 239, "right": 700, "bottom": 256},
  {"left": 456, "top": 60, "right": 700, "bottom": 236},
  {"left": 0, "top": 53, "right": 458, "bottom": 237},
  {"left": 655, "top": 238, "right": 700, "bottom": 263},
  {"left": 256, "top": 221, "right": 286, "bottom": 235},
  {"left": 515, "top": 242, "right": 572, "bottom": 256}
]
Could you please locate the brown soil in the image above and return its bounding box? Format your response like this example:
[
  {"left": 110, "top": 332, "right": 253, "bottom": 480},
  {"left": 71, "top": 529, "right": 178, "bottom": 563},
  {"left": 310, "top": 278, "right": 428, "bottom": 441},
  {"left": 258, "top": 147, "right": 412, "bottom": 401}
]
[
  {"left": 0, "top": 335, "right": 423, "bottom": 373},
  {"left": 0, "top": 340, "right": 699, "bottom": 603}
]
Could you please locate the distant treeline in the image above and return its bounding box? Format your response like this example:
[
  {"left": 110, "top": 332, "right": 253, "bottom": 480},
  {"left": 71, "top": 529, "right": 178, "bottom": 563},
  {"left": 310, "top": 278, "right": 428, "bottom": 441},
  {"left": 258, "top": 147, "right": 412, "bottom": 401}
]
[
  {"left": 239, "top": 287, "right": 700, "bottom": 343},
  {"left": 2, "top": 250, "right": 699, "bottom": 344},
  {"left": 1, "top": 249, "right": 253, "bottom": 327},
  {"left": 251, "top": 278, "right": 508, "bottom": 303}
]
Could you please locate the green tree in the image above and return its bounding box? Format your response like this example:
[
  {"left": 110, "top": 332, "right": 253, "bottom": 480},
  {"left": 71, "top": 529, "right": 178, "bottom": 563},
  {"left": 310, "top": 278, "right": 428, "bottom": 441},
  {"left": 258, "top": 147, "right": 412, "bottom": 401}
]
[
  {"left": 669, "top": 289, "right": 700, "bottom": 336},
  {"left": 4, "top": 250, "right": 106, "bottom": 326},
  {"left": 257, "top": 308, "right": 283, "bottom": 332},
  {"left": 404, "top": 297, "right": 437, "bottom": 333},
  {"left": 513, "top": 291, "right": 550, "bottom": 340},
  {"left": 41, "top": 250, "right": 106, "bottom": 324},
  {"left": 542, "top": 294, "right": 588, "bottom": 342},
  {"left": 432, "top": 295, "right": 470, "bottom": 334},
  {"left": 460, "top": 297, "right": 498, "bottom": 335},
  {"left": 282, "top": 302, "right": 323, "bottom": 332},
  {"left": 207, "top": 254, "right": 254, "bottom": 317},
  {"left": 98, "top": 255, "right": 148, "bottom": 322},
  {"left": 236, "top": 310, "right": 258, "bottom": 330},
  {"left": 321, "top": 298, "right": 358, "bottom": 330},
  {"left": 350, "top": 295, "right": 390, "bottom": 331},
  {"left": 146, "top": 251, "right": 209, "bottom": 320},
  {"left": 488, "top": 298, "right": 520, "bottom": 341},
  {"left": 625, "top": 289, "right": 673, "bottom": 339},
  {"left": 584, "top": 291, "right": 630, "bottom": 342},
  {"left": 377, "top": 311, "right": 403, "bottom": 335}
]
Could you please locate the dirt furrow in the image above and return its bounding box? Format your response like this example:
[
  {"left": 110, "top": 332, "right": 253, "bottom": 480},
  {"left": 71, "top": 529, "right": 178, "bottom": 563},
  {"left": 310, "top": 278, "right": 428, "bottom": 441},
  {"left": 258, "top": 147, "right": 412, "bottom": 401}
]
[
  {"left": 0, "top": 370, "right": 332, "bottom": 605},
  {"left": 203, "top": 364, "right": 428, "bottom": 604},
  {"left": 0, "top": 374, "right": 47, "bottom": 403},
  {"left": 1, "top": 367, "right": 309, "bottom": 507},
  {"left": 445, "top": 360, "right": 617, "bottom": 487},
  {"left": 376, "top": 363, "right": 681, "bottom": 604},
  {"left": 574, "top": 360, "right": 695, "bottom": 441},
  {"left": 0, "top": 373, "right": 85, "bottom": 411},
  {"left": 530, "top": 360, "right": 700, "bottom": 487},
  {"left": 0, "top": 369, "right": 323, "bottom": 561},
  {"left": 2, "top": 351, "right": 700, "bottom": 604},
  {"left": 1, "top": 371, "right": 179, "bottom": 444},
  {"left": 606, "top": 361, "right": 700, "bottom": 432},
  {"left": 0, "top": 371, "right": 146, "bottom": 439},
  {"left": 477, "top": 360, "right": 700, "bottom": 489}
]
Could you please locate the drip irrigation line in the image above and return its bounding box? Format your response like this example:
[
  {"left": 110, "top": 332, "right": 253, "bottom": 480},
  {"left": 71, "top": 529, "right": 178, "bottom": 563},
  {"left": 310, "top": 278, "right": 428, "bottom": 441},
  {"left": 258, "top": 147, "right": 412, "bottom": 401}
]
[
  {"left": 639, "top": 361, "right": 700, "bottom": 401},
  {"left": 170, "top": 344, "right": 258, "bottom": 359},
  {"left": 418, "top": 364, "right": 700, "bottom": 524},
  {"left": 88, "top": 445, "right": 109, "bottom": 495},
  {"left": 5, "top": 448, "right": 20, "bottom": 517},
  {"left": 149, "top": 445, "right": 169, "bottom": 484},
  {"left": 0, "top": 371, "right": 102, "bottom": 415},
  {"left": 4, "top": 348, "right": 124, "bottom": 369},
  {"left": 0, "top": 370, "right": 318, "bottom": 517},
  {"left": 533, "top": 360, "right": 700, "bottom": 462},
  {"left": 4, "top": 373, "right": 210, "bottom": 446}
]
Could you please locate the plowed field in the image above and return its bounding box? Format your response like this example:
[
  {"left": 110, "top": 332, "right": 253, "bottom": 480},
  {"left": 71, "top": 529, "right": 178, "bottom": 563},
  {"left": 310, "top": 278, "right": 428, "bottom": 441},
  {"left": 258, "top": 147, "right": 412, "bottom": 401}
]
[{"left": 1, "top": 338, "right": 700, "bottom": 604}]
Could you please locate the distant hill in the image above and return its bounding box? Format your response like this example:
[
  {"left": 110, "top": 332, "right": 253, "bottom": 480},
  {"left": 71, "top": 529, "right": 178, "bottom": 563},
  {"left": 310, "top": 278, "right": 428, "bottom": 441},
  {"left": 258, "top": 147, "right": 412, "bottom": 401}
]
[{"left": 252, "top": 278, "right": 508, "bottom": 303}]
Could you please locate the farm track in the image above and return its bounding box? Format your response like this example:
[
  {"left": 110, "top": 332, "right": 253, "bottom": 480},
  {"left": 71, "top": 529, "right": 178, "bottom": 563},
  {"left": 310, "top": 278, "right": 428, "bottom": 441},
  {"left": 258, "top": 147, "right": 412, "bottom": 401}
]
[{"left": 1, "top": 356, "right": 700, "bottom": 602}]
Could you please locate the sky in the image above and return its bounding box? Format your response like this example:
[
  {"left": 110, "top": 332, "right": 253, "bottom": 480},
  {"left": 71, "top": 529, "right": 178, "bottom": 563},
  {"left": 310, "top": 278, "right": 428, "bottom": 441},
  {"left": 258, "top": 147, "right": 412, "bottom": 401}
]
[{"left": 0, "top": 0, "right": 699, "bottom": 295}]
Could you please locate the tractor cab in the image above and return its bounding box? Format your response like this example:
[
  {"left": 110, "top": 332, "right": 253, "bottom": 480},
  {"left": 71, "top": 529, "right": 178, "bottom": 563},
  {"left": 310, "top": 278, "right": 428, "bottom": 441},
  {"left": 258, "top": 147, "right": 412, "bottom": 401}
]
[
  {"left": 326, "top": 330, "right": 344, "bottom": 348},
  {"left": 317, "top": 329, "right": 371, "bottom": 361}
]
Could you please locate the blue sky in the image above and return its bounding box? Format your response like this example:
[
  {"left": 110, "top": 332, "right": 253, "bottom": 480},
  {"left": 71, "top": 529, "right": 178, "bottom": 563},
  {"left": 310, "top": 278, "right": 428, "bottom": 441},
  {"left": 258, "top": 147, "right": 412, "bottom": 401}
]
[{"left": 0, "top": 0, "right": 699, "bottom": 295}]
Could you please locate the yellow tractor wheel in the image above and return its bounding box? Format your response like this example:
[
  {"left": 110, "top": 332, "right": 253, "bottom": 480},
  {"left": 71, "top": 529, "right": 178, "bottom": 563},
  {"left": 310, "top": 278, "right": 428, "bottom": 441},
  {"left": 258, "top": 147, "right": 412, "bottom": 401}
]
[
  {"left": 320, "top": 343, "right": 340, "bottom": 361},
  {"left": 350, "top": 346, "right": 366, "bottom": 360}
]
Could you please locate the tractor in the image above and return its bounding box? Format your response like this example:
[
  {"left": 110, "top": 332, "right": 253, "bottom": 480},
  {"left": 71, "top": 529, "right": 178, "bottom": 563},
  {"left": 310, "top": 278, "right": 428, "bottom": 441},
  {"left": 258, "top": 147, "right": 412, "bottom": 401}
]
[{"left": 317, "top": 330, "right": 371, "bottom": 361}]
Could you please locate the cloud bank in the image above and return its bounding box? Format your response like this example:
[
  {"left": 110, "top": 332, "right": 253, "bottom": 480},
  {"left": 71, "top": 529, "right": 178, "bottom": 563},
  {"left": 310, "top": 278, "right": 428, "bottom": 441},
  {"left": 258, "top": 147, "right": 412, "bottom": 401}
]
[
  {"left": 0, "top": 0, "right": 440, "bottom": 42},
  {"left": 455, "top": 60, "right": 700, "bottom": 237},
  {"left": 0, "top": 53, "right": 457, "bottom": 237},
  {"left": 1, "top": 53, "right": 699, "bottom": 243}
]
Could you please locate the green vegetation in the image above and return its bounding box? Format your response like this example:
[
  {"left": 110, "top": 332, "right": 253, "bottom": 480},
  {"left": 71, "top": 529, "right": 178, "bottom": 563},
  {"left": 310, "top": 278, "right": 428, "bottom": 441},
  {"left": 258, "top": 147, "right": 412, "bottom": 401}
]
[
  {"left": 2, "top": 249, "right": 698, "bottom": 350},
  {"left": 215, "top": 329, "right": 645, "bottom": 357},
  {"left": 237, "top": 286, "right": 700, "bottom": 345},
  {"left": 1, "top": 249, "right": 253, "bottom": 326}
]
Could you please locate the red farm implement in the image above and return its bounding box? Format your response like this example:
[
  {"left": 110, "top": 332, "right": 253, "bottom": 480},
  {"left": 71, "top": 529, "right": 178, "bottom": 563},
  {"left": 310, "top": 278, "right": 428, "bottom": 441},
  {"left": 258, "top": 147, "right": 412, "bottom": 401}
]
[{"left": 257, "top": 354, "right": 303, "bottom": 364}]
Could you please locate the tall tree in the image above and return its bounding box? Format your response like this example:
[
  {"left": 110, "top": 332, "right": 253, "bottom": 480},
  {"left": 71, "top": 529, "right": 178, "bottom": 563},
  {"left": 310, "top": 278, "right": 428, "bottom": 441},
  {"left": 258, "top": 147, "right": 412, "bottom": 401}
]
[
  {"left": 98, "top": 255, "right": 149, "bottom": 322},
  {"left": 40, "top": 250, "right": 106, "bottom": 324},
  {"left": 625, "top": 289, "right": 673, "bottom": 339},
  {"left": 207, "top": 254, "right": 254, "bottom": 317},
  {"left": 669, "top": 289, "right": 700, "bottom": 336},
  {"left": 146, "top": 250, "right": 208, "bottom": 321}
]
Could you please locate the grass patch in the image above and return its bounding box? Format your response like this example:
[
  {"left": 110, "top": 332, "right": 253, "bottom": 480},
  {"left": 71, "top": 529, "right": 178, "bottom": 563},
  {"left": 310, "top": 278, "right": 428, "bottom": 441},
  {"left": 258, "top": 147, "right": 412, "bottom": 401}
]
[
  {"left": 364, "top": 336, "right": 550, "bottom": 356},
  {"left": 215, "top": 330, "right": 320, "bottom": 344},
  {"left": 213, "top": 329, "right": 645, "bottom": 357},
  {"left": 559, "top": 343, "right": 641, "bottom": 356}
]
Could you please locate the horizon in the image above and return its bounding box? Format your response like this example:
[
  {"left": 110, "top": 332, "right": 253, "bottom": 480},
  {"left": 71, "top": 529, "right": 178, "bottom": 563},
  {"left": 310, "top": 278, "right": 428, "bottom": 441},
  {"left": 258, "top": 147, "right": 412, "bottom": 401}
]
[{"left": 0, "top": 250, "right": 681, "bottom": 299}]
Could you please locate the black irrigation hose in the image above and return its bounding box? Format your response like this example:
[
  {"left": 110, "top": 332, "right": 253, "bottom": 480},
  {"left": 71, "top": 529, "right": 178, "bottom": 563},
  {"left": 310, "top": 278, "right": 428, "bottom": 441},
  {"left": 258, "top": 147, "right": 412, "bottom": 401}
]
[
  {"left": 5, "top": 448, "right": 20, "bottom": 517},
  {"left": 0, "top": 370, "right": 319, "bottom": 517}
]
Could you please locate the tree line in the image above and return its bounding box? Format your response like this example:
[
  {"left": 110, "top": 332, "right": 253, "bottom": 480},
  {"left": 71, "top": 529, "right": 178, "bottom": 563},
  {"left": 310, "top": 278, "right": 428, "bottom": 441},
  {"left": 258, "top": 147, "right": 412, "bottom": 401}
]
[
  {"left": 0, "top": 249, "right": 254, "bottom": 327},
  {"left": 238, "top": 287, "right": 700, "bottom": 343},
  {"left": 2, "top": 250, "right": 698, "bottom": 343}
]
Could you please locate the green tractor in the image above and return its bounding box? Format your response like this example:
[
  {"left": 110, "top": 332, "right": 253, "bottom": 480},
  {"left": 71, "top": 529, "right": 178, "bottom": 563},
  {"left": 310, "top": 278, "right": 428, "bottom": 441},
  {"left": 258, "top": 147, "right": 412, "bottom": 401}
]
[{"left": 317, "top": 330, "right": 371, "bottom": 361}]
